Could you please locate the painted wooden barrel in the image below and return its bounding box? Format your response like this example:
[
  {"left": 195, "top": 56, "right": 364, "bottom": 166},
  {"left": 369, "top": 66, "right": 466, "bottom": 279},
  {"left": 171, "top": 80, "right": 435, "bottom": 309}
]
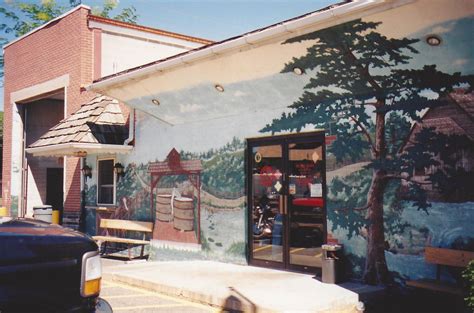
[
  {"left": 173, "top": 197, "right": 194, "bottom": 231},
  {"left": 156, "top": 194, "right": 172, "bottom": 222}
]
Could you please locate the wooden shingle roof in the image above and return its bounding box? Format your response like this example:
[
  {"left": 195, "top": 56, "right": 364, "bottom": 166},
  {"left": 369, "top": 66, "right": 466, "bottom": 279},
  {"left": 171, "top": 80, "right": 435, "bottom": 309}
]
[
  {"left": 29, "top": 95, "right": 128, "bottom": 148},
  {"left": 148, "top": 148, "right": 202, "bottom": 174},
  {"left": 450, "top": 90, "right": 474, "bottom": 120},
  {"left": 402, "top": 90, "right": 474, "bottom": 152},
  {"left": 148, "top": 160, "right": 203, "bottom": 174}
]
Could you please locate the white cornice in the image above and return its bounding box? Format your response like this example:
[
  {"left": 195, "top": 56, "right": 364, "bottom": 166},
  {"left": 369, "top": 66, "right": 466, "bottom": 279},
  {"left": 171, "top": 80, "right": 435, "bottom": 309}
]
[{"left": 25, "top": 143, "right": 133, "bottom": 157}]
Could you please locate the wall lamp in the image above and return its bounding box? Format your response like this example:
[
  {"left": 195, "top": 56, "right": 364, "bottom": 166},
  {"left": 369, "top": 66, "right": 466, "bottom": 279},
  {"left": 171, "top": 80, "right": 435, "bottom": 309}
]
[
  {"left": 293, "top": 67, "right": 304, "bottom": 75},
  {"left": 82, "top": 164, "right": 92, "bottom": 180},
  {"left": 214, "top": 84, "right": 224, "bottom": 92},
  {"left": 426, "top": 35, "right": 441, "bottom": 46},
  {"left": 114, "top": 163, "right": 125, "bottom": 178}
]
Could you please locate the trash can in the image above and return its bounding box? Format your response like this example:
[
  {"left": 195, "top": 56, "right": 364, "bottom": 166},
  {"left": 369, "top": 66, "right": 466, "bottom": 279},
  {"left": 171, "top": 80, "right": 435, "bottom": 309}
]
[
  {"left": 321, "top": 244, "right": 343, "bottom": 283},
  {"left": 33, "top": 205, "right": 53, "bottom": 223},
  {"left": 52, "top": 207, "right": 61, "bottom": 224},
  {"left": 0, "top": 207, "right": 8, "bottom": 217}
]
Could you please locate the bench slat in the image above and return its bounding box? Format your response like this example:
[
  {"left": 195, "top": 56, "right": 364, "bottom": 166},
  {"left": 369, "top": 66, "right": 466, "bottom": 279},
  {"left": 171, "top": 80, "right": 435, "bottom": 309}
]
[
  {"left": 99, "top": 219, "right": 153, "bottom": 232},
  {"left": 93, "top": 235, "right": 150, "bottom": 245},
  {"left": 425, "top": 247, "right": 474, "bottom": 268},
  {"left": 406, "top": 279, "right": 464, "bottom": 296},
  {"left": 94, "top": 219, "right": 153, "bottom": 260}
]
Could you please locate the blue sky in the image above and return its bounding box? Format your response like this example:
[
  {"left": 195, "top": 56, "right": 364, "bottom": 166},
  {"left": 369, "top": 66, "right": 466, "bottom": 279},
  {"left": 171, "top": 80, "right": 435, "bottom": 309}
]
[
  {"left": 0, "top": 0, "right": 337, "bottom": 110},
  {"left": 118, "top": 0, "right": 337, "bottom": 41}
]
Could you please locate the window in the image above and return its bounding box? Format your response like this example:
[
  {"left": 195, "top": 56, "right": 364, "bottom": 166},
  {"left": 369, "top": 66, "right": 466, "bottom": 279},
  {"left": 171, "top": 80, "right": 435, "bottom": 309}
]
[{"left": 98, "top": 159, "right": 115, "bottom": 205}]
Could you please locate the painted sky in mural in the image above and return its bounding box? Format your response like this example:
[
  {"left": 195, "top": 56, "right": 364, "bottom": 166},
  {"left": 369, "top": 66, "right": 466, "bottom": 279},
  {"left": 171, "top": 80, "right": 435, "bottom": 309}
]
[{"left": 127, "top": 15, "right": 474, "bottom": 163}]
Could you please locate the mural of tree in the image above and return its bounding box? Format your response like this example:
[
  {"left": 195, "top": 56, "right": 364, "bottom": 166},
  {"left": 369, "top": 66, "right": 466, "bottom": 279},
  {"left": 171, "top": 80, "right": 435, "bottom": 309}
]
[{"left": 262, "top": 19, "right": 473, "bottom": 285}]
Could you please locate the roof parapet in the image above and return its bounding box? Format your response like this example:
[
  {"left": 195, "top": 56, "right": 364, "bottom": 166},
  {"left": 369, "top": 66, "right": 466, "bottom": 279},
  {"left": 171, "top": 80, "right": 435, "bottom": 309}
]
[
  {"left": 3, "top": 4, "right": 91, "bottom": 49},
  {"left": 88, "top": 15, "right": 213, "bottom": 45}
]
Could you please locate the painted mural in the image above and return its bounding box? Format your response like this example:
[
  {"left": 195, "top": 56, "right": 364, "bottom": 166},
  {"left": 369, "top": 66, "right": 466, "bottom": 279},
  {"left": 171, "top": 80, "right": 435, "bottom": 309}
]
[
  {"left": 262, "top": 18, "right": 474, "bottom": 285},
  {"left": 85, "top": 137, "right": 247, "bottom": 263},
  {"left": 85, "top": 2, "right": 474, "bottom": 286}
]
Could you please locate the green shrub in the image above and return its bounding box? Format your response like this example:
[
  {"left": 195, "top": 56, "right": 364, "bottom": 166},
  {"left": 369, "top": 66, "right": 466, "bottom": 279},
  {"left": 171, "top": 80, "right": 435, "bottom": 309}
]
[{"left": 463, "top": 260, "right": 474, "bottom": 310}]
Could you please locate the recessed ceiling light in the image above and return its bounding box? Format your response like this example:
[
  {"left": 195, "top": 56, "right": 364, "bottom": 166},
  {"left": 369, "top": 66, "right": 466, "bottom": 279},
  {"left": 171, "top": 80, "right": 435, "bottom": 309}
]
[
  {"left": 293, "top": 67, "right": 304, "bottom": 75},
  {"left": 426, "top": 35, "right": 441, "bottom": 46},
  {"left": 215, "top": 84, "right": 224, "bottom": 92},
  {"left": 152, "top": 99, "right": 160, "bottom": 105}
]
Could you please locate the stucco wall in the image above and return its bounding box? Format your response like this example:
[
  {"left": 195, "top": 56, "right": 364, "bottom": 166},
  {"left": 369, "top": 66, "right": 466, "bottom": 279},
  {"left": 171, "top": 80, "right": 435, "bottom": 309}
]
[
  {"left": 86, "top": 0, "right": 474, "bottom": 283},
  {"left": 99, "top": 30, "right": 201, "bottom": 77}
]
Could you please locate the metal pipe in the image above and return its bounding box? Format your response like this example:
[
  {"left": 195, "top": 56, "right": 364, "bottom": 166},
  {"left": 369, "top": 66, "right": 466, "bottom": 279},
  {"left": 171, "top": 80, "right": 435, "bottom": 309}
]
[{"left": 124, "top": 109, "right": 135, "bottom": 146}]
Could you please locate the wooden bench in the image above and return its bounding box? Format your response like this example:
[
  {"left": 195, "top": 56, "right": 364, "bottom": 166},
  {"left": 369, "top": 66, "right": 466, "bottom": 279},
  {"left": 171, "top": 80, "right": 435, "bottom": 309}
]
[
  {"left": 406, "top": 247, "right": 474, "bottom": 295},
  {"left": 93, "top": 219, "right": 153, "bottom": 260}
]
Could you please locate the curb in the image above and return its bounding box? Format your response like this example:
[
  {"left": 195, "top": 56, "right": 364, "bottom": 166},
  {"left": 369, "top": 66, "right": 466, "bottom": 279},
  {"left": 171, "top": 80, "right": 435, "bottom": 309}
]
[{"left": 103, "top": 272, "right": 271, "bottom": 313}]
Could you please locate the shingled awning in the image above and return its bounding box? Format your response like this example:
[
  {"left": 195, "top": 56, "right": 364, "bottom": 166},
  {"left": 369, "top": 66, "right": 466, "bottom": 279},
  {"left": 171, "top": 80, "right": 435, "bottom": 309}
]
[{"left": 26, "top": 95, "right": 133, "bottom": 157}]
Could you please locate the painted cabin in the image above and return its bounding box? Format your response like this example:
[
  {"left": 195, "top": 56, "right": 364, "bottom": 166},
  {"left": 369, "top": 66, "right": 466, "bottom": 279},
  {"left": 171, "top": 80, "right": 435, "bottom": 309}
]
[{"left": 403, "top": 90, "right": 474, "bottom": 202}]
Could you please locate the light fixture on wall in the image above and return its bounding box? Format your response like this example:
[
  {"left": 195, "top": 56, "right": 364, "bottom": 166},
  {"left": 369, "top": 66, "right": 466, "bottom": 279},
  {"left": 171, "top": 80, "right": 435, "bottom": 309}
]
[
  {"left": 152, "top": 98, "right": 160, "bottom": 106},
  {"left": 114, "top": 163, "right": 125, "bottom": 179},
  {"left": 214, "top": 84, "right": 225, "bottom": 92},
  {"left": 426, "top": 35, "right": 441, "bottom": 46},
  {"left": 82, "top": 164, "right": 92, "bottom": 180},
  {"left": 293, "top": 67, "right": 304, "bottom": 75}
]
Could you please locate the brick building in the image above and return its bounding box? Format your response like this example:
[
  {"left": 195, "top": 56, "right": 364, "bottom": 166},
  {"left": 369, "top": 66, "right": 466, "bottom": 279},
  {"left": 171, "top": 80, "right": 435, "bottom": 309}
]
[{"left": 2, "top": 5, "right": 211, "bottom": 226}]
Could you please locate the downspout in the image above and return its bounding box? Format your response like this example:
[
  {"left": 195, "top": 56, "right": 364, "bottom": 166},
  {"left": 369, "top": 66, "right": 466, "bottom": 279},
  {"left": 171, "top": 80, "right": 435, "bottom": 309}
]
[
  {"left": 124, "top": 109, "right": 135, "bottom": 146},
  {"left": 80, "top": 157, "right": 86, "bottom": 232}
]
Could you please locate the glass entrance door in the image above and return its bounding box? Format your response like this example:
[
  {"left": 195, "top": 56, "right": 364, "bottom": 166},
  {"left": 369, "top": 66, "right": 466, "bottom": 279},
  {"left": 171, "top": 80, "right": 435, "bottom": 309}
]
[
  {"left": 249, "top": 144, "right": 285, "bottom": 267},
  {"left": 287, "top": 140, "right": 325, "bottom": 271},
  {"left": 248, "top": 132, "right": 326, "bottom": 273}
]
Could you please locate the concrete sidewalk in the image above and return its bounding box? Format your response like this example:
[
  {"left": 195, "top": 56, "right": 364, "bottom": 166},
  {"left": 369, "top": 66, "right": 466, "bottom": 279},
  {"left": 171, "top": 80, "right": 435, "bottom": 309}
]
[{"left": 102, "top": 259, "right": 361, "bottom": 313}]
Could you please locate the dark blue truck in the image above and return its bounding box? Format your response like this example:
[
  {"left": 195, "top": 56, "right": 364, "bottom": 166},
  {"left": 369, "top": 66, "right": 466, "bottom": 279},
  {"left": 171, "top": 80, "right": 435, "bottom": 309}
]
[{"left": 0, "top": 217, "right": 111, "bottom": 313}]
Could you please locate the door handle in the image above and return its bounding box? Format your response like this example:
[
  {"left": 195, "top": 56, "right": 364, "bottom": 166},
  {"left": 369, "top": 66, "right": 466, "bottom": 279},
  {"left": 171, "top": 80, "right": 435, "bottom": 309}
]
[
  {"left": 279, "top": 195, "right": 287, "bottom": 215},
  {"left": 279, "top": 195, "right": 284, "bottom": 215}
]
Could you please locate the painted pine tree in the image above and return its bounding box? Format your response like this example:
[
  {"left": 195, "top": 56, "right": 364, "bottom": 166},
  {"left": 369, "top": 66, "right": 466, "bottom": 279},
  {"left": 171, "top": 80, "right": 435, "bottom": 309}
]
[{"left": 262, "top": 19, "right": 473, "bottom": 285}]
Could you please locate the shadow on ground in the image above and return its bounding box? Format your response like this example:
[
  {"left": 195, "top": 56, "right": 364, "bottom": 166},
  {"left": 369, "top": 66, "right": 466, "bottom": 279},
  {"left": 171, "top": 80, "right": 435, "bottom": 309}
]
[{"left": 363, "top": 288, "right": 469, "bottom": 313}]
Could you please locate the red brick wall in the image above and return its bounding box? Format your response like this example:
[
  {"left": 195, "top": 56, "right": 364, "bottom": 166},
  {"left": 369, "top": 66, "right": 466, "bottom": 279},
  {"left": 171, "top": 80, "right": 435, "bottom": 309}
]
[
  {"left": 92, "top": 28, "right": 102, "bottom": 81},
  {"left": 25, "top": 100, "right": 64, "bottom": 207},
  {"left": 2, "top": 7, "right": 97, "bottom": 214}
]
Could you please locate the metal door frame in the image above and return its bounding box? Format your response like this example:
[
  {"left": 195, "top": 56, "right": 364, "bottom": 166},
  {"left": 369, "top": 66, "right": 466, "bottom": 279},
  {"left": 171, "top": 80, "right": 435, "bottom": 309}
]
[{"left": 246, "top": 131, "right": 327, "bottom": 273}]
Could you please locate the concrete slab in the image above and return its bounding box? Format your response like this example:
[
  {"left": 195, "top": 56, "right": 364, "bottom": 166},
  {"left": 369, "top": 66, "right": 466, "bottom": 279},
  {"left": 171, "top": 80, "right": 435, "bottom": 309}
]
[{"left": 102, "top": 260, "right": 360, "bottom": 313}]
